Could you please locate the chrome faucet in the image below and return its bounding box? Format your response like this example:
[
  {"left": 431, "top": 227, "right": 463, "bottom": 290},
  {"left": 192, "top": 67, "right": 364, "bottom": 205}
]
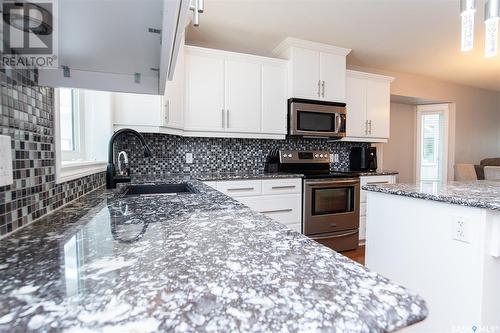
[{"left": 106, "top": 128, "right": 152, "bottom": 189}]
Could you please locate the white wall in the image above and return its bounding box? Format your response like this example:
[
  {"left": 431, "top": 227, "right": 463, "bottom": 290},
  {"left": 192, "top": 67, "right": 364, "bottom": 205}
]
[
  {"left": 350, "top": 65, "right": 500, "bottom": 164},
  {"left": 382, "top": 103, "right": 416, "bottom": 183}
]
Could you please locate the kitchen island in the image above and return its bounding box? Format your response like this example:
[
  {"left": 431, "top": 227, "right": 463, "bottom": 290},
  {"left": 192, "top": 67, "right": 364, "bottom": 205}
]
[
  {"left": 0, "top": 178, "right": 427, "bottom": 332},
  {"left": 364, "top": 180, "right": 500, "bottom": 333}
]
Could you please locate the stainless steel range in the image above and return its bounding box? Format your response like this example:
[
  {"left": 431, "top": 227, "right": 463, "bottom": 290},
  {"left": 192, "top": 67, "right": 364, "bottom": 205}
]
[{"left": 275, "top": 150, "right": 360, "bottom": 252}]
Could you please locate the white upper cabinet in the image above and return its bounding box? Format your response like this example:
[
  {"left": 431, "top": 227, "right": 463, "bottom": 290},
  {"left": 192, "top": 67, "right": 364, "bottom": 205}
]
[
  {"left": 183, "top": 46, "right": 287, "bottom": 139},
  {"left": 291, "top": 48, "right": 321, "bottom": 99},
  {"left": 273, "top": 38, "right": 351, "bottom": 103},
  {"left": 345, "top": 70, "right": 394, "bottom": 142},
  {"left": 38, "top": 0, "right": 192, "bottom": 95},
  {"left": 225, "top": 60, "right": 262, "bottom": 133},
  {"left": 262, "top": 64, "right": 287, "bottom": 134},
  {"left": 185, "top": 51, "right": 226, "bottom": 132},
  {"left": 113, "top": 93, "right": 163, "bottom": 129}
]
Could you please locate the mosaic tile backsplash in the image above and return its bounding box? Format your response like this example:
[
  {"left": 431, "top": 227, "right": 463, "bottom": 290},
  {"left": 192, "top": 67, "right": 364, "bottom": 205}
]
[
  {"left": 0, "top": 69, "right": 106, "bottom": 238},
  {"left": 115, "top": 133, "right": 369, "bottom": 175}
]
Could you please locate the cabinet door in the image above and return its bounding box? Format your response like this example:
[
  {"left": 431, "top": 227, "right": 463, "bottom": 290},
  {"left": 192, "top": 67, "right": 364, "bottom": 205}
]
[
  {"left": 320, "top": 52, "right": 346, "bottom": 102},
  {"left": 185, "top": 53, "right": 225, "bottom": 131},
  {"left": 113, "top": 92, "right": 162, "bottom": 127},
  {"left": 345, "top": 76, "right": 367, "bottom": 137},
  {"left": 291, "top": 48, "right": 320, "bottom": 99},
  {"left": 225, "top": 60, "right": 261, "bottom": 133},
  {"left": 164, "top": 40, "right": 185, "bottom": 129},
  {"left": 366, "top": 80, "right": 390, "bottom": 138},
  {"left": 262, "top": 64, "right": 286, "bottom": 134}
]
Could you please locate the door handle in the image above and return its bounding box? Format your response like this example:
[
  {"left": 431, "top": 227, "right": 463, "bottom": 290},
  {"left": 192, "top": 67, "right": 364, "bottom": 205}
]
[
  {"left": 261, "top": 208, "right": 293, "bottom": 214},
  {"left": 271, "top": 185, "right": 296, "bottom": 190},
  {"left": 226, "top": 187, "right": 255, "bottom": 191},
  {"left": 317, "top": 80, "right": 321, "bottom": 97},
  {"left": 321, "top": 80, "right": 325, "bottom": 97},
  {"left": 310, "top": 230, "right": 358, "bottom": 240}
]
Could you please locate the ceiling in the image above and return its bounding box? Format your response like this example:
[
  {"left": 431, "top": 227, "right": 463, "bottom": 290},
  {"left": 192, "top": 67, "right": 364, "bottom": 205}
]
[{"left": 186, "top": 0, "right": 500, "bottom": 92}]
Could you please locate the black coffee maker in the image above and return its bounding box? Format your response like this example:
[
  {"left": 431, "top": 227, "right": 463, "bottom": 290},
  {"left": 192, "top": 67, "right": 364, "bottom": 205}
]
[{"left": 349, "top": 146, "right": 377, "bottom": 171}]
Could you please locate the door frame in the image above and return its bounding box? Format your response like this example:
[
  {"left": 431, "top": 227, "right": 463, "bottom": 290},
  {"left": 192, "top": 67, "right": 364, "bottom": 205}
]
[{"left": 416, "top": 104, "right": 451, "bottom": 182}]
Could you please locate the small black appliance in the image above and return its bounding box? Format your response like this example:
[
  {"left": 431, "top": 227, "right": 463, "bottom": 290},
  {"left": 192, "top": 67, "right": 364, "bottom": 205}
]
[{"left": 349, "top": 147, "right": 377, "bottom": 171}]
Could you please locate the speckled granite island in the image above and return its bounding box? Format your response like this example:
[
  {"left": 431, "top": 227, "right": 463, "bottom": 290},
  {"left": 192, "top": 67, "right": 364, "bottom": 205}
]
[
  {"left": 363, "top": 180, "right": 500, "bottom": 333},
  {"left": 0, "top": 178, "right": 427, "bottom": 333}
]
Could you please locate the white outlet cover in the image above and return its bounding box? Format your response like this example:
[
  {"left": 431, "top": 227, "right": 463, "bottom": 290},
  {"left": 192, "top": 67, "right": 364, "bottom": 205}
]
[
  {"left": 452, "top": 216, "right": 471, "bottom": 243},
  {"left": 185, "top": 153, "right": 193, "bottom": 164},
  {"left": 0, "top": 135, "right": 13, "bottom": 186}
]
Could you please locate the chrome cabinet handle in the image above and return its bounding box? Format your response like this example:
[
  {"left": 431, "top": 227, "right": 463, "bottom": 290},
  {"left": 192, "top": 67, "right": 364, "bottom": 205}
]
[
  {"left": 310, "top": 230, "right": 358, "bottom": 241},
  {"left": 365, "top": 120, "right": 368, "bottom": 135},
  {"left": 317, "top": 80, "right": 321, "bottom": 97},
  {"left": 321, "top": 80, "right": 325, "bottom": 97},
  {"left": 271, "top": 185, "right": 296, "bottom": 189},
  {"left": 189, "top": 0, "right": 204, "bottom": 26},
  {"left": 366, "top": 181, "right": 389, "bottom": 185},
  {"left": 369, "top": 120, "right": 372, "bottom": 134},
  {"left": 226, "top": 109, "right": 229, "bottom": 128},
  {"left": 227, "top": 187, "right": 255, "bottom": 191},
  {"left": 261, "top": 208, "right": 293, "bottom": 214},
  {"left": 221, "top": 109, "right": 225, "bottom": 128}
]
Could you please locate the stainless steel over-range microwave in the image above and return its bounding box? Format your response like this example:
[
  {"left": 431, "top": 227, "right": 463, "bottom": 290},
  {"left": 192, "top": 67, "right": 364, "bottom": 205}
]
[{"left": 288, "top": 98, "right": 346, "bottom": 138}]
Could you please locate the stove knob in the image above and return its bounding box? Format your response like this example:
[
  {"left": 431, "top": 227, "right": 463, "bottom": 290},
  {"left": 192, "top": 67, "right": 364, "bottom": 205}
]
[
  {"left": 283, "top": 154, "right": 288, "bottom": 158},
  {"left": 315, "top": 154, "right": 319, "bottom": 158},
  {"left": 320, "top": 154, "right": 324, "bottom": 158},
  {"left": 287, "top": 154, "right": 292, "bottom": 158}
]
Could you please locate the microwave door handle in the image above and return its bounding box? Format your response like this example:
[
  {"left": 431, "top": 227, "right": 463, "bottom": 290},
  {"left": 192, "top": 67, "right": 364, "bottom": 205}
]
[{"left": 335, "top": 113, "right": 341, "bottom": 133}]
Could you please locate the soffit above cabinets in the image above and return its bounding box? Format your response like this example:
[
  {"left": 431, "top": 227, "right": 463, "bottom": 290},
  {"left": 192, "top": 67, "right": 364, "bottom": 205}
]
[{"left": 38, "top": 0, "right": 191, "bottom": 95}]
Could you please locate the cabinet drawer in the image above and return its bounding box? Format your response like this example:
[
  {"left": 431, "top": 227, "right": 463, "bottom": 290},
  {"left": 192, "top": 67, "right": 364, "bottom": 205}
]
[
  {"left": 238, "top": 194, "right": 301, "bottom": 225},
  {"left": 360, "top": 175, "right": 395, "bottom": 186},
  {"left": 262, "top": 178, "right": 302, "bottom": 195},
  {"left": 217, "top": 180, "right": 262, "bottom": 197}
]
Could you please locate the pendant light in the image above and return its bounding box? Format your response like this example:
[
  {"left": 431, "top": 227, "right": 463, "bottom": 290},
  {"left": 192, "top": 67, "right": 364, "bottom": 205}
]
[
  {"left": 485, "top": 0, "right": 500, "bottom": 57},
  {"left": 461, "top": 0, "right": 477, "bottom": 51}
]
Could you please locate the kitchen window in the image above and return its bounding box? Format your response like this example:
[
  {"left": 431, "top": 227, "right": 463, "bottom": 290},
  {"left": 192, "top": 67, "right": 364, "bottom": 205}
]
[{"left": 55, "top": 88, "right": 112, "bottom": 183}]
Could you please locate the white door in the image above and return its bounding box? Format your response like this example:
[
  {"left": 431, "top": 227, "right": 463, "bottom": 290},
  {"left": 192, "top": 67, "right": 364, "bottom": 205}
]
[
  {"left": 320, "top": 52, "right": 346, "bottom": 102},
  {"left": 262, "top": 64, "right": 286, "bottom": 134},
  {"left": 416, "top": 104, "right": 449, "bottom": 182},
  {"left": 366, "top": 80, "right": 390, "bottom": 138},
  {"left": 292, "top": 48, "right": 320, "bottom": 99},
  {"left": 225, "top": 60, "right": 261, "bottom": 133},
  {"left": 345, "top": 76, "right": 367, "bottom": 138},
  {"left": 185, "top": 53, "right": 225, "bottom": 131}
]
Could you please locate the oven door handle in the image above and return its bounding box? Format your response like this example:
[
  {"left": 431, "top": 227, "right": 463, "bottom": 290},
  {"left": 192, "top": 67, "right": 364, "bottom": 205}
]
[
  {"left": 310, "top": 230, "right": 358, "bottom": 240},
  {"left": 306, "top": 180, "right": 359, "bottom": 186}
]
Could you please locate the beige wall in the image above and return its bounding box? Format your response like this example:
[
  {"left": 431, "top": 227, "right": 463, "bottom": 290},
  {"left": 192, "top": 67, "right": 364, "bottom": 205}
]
[
  {"left": 350, "top": 65, "right": 500, "bottom": 164},
  {"left": 382, "top": 103, "right": 416, "bottom": 183}
]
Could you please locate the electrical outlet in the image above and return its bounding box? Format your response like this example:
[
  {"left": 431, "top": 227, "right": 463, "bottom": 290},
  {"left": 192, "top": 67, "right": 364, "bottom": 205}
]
[
  {"left": 0, "top": 135, "right": 13, "bottom": 186},
  {"left": 452, "top": 216, "right": 470, "bottom": 243},
  {"left": 334, "top": 153, "right": 339, "bottom": 163},
  {"left": 185, "top": 153, "right": 193, "bottom": 164}
]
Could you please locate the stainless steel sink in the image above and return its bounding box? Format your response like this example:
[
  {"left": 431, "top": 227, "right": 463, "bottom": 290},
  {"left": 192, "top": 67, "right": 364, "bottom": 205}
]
[{"left": 124, "top": 183, "right": 196, "bottom": 196}]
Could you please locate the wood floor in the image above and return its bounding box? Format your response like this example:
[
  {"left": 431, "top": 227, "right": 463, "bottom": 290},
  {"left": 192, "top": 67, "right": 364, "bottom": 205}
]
[{"left": 341, "top": 245, "right": 365, "bottom": 265}]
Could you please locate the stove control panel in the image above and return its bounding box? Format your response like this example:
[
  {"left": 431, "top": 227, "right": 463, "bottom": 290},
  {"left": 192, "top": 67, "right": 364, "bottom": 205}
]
[{"left": 279, "top": 150, "right": 330, "bottom": 164}]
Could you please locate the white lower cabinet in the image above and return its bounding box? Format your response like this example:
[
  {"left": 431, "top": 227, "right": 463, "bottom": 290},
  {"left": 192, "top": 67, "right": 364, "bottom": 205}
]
[
  {"left": 359, "top": 174, "right": 397, "bottom": 240},
  {"left": 204, "top": 178, "right": 302, "bottom": 233}
]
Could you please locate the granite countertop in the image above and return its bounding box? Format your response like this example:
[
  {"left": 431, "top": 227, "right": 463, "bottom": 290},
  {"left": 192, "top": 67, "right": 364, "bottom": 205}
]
[
  {"left": 363, "top": 180, "right": 500, "bottom": 211},
  {"left": 0, "top": 179, "right": 427, "bottom": 332},
  {"left": 330, "top": 169, "right": 399, "bottom": 177}
]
